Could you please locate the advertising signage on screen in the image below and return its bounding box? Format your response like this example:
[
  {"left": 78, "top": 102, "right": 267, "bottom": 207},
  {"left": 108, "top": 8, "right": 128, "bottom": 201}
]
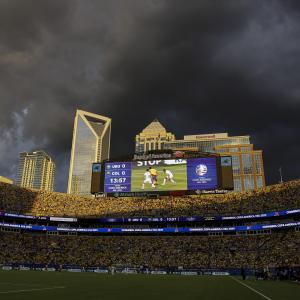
[{"left": 104, "top": 157, "right": 218, "bottom": 193}]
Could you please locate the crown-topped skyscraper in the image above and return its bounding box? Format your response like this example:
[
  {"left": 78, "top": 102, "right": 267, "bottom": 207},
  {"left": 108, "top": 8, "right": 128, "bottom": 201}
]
[
  {"left": 67, "top": 110, "right": 111, "bottom": 196},
  {"left": 135, "top": 119, "right": 175, "bottom": 153}
]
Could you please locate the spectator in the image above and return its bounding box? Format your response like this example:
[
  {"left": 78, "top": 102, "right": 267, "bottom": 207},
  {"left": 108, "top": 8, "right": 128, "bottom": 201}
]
[
  {"left": 0, "top": 231, "right": 299, "bottom": 269},
  {"left": 0, "top": 180, "right": 299, "bottom": 218}
]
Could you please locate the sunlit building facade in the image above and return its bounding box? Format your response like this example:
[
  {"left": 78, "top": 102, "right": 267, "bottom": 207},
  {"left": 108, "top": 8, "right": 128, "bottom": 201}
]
[
  {"left": 16, "top": 151, "right": 55, "bottom": 191},
  {"left": 67, "top": 110, "right": 111, "bottom": 196},
  {"left": 0, "top": 176, "right": 13, "bottom": 185},
  {"left": 215, "top": 144, "right": 265, "bottom": 191},
  {"left": 164, "top": 133, "right": 251, "bottom": 152},
  {"left": 163, "top": 133, "right": 265, "bottom": 191},
  {"left": 135, "top": 119, "right": 175, "bottom": 153}
]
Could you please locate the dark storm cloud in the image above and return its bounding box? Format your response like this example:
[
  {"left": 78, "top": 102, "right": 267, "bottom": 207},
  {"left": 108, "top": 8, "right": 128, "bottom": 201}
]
[
  {"left": 0, "top": 0, "right": 299, "bottom": 191},
  {"left": 0, "top": 0, "right": 72, "bottom": 51}
]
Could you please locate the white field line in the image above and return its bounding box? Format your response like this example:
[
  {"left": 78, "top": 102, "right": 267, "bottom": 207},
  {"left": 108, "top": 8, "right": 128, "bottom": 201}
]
[
  {"left": 230, "top": 276, "right": 272, "bottom": 300},
  {"left": 0, "top": 286, "right": 66, "bottom": 294},
  {"left": 0, "top": 282, "right": 46, "bottom": 286}
]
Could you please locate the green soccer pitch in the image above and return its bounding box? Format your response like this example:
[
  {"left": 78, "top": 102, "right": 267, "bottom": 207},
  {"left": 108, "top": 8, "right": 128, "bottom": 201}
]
[
  {"left": 1, "top": 271, "right": 300, "bottom": 300},
  {"left": 131, "top": 164, "right": 187, "bottom": 192}
]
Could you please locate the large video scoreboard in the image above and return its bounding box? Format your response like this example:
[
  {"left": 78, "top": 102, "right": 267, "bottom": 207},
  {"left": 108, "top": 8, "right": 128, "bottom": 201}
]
[{"left": 103, "top": 157, "right": 218, "bottom": 193}]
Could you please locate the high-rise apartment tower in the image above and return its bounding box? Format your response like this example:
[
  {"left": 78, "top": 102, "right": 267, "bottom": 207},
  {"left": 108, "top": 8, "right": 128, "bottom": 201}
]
[{"left": 16, "top": 151, "right": 55, "bottom": 191}]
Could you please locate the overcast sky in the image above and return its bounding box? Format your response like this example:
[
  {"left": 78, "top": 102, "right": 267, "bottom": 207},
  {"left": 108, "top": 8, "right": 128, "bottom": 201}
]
[{"left": 0, "top": 0, "right": 299, "bottom": 191}]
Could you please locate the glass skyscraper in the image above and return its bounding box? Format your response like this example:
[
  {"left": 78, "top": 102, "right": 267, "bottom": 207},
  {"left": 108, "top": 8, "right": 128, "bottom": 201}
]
[{"left": 67, "top": 110, "right": 111, "bottom": 196}]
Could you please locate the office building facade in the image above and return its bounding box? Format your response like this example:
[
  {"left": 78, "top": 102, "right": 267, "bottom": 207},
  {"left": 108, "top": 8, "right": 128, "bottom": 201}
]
[
  {"left": 67, "top": 110, "right": 111, "bottom": 196},
  {"left": 162, "top": 132, "right": 265, "bottom": 191},
  {"left": 135, "top": 119, "right": 175, "bottom": 153},
  {"left": 215, "top": 144, "right": 265, "bottom": 191},
  {"left": 164, "top": 133, "right": 251, "bottom": 152},
  {"left": 16, "top": 151, "right": 55, "bottom": 191}
]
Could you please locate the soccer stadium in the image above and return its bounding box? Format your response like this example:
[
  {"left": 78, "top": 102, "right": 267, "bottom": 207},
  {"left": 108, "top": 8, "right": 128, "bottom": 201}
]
[
  {"left": 2, "top": 0, "right": 300, "bottom": 298},
  {"left": 0, "top": 178, "right": 300, "bottom": 299}
]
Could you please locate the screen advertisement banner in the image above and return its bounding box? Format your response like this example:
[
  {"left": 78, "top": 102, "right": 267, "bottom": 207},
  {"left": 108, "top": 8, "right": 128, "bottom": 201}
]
[{"left": 104, "top": 158, "right": 218, "bottom": 193}]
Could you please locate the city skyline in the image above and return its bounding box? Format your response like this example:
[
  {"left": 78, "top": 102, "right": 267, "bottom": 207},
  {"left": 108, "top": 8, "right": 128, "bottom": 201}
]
[
  {"left": 7, "top": 115, "right": 265, "bottom": 193},
  {"left": 0, "top": 1, "right": 299, "bottom": 191}
]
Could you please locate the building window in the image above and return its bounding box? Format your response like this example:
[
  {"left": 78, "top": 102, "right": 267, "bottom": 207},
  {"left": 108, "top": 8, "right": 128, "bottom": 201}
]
[
  {"left": 241, "top": 146, "right": 251, "bottom": 152},
  {"left": 254, "top": 154, "right": 262, "bottom": 174},
  {"left": 232, "top": 155, "right": 241, "bottom": 175},
  {"left": 242, "top": 154, "right": 252, "bottom": 174},
  {"left": 244, "top": 175, "right": 254, "bottom": 190},
  {"left": 234, "top": 177, "right": 242, "bottom": 191},
  {"left": 228, "top": 147, "right": 239, "bottom": 152},
  {"left": 256, "top": 176, "right": 263, "bottom": 188}
]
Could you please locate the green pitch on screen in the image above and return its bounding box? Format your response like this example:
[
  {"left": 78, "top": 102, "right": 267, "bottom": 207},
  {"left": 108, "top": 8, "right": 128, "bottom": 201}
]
[{"left": 131, "top": 164, "right": 187, "bottom": 192}]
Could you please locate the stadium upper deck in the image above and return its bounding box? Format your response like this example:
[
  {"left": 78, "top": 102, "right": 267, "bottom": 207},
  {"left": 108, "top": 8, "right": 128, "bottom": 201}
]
[{"left": 0, "top": 180, "right": 299, "bottom": 218}]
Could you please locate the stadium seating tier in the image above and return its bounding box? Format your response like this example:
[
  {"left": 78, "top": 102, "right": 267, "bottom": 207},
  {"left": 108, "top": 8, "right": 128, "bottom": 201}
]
[
  {"left": 0, "top": 231, "right": 299, "bottom": 269},
  {"left": 0, "top": 180, "right": 300, "bottom": 218}
]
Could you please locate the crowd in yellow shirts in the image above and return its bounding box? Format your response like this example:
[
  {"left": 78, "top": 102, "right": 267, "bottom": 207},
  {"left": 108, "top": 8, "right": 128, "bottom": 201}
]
[
  {"left": 0, "top": 180, "right": 299, "bottom": 218},
  {"left": 0, "top": 180, "right": 300, "bottom": 271},
  {"left": 0, "top": 231, "right": 299, "bottom": 269}
]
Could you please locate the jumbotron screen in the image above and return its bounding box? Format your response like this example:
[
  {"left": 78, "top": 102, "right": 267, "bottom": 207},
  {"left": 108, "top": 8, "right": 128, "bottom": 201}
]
[{"left": 104, "top": 158, "right": 218, "bottom": 193}]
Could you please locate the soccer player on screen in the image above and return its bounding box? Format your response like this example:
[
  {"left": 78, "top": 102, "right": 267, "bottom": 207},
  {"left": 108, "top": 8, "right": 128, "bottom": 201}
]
[
  {"left": 149, "top": 167, "right": 158, "bottom": 188},
  {"left": 162, "top": 169, "right": 176, "bottom": 185},
  {"left": 141, "top": 168, "right": 152, "bottom": 189}
]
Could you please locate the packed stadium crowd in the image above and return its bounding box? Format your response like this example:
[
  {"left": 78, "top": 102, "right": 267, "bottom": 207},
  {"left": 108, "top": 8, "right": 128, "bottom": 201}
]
[
  {"left": 0, "top": 231, "right": 299, "bottom": 269},
  {"left": 0, "top": 180, "right": 300, "bottom": 218},
  {"left": 0, "top": 181, "right": 300, "bottom": 278}
]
